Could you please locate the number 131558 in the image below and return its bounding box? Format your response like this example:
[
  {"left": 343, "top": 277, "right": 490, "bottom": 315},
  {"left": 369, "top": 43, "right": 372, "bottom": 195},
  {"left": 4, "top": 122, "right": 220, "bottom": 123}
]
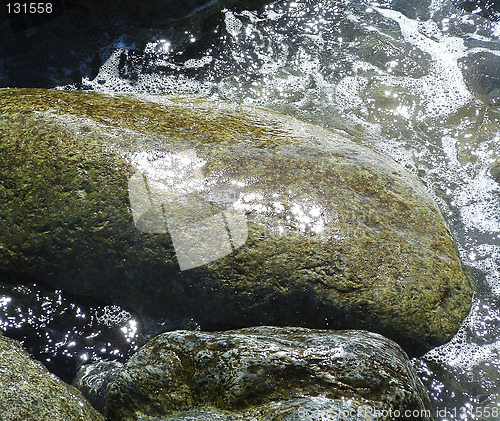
[{"left": 6, "top": 3, "right": 53, "bottom": 13}]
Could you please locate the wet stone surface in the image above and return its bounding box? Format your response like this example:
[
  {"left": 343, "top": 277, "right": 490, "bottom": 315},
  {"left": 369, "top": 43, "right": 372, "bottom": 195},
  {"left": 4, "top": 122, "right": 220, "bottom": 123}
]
[
  {"left": 74, "top": 360, "right": 124, "bottom": 414},
  {"left": 105, "top": 327, "right": 436, "bottom": 421},
  {"left": 459, "top": 51, "right": 500, "bottom": 106},
  {"left": 0, "top": 332, "right": 104, "bottom": 421}
]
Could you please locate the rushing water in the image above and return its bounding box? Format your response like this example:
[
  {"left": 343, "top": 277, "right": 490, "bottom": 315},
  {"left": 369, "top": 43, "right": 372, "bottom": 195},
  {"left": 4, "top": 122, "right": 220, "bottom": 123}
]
[{"left": 1, "top": 0, "right": 499, "bottom": 418}]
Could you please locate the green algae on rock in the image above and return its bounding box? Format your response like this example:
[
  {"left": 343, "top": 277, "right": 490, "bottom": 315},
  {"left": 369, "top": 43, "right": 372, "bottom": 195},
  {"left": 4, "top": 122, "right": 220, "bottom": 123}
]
[
  {"left": 0, "top": 88, "right": 471, "bottom": 354},
  {"left": 0, "top": 333, "right": 103, "bottom": 421},
  {"left": 105, "top": 327, "right": 436, "bottom": 421}
]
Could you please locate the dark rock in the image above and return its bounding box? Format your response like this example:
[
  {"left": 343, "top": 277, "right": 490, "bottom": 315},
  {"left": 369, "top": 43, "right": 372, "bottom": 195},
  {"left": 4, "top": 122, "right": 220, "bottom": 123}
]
[
  {"left": 459, "top": 52, "right": 500, "bottom": 106},
  {"left": 0, "top": 88, "right": 472, "bottom": 355},
  {"left": 452, "top": 0, "right": 500, "bottom": 21},
  {"left": 0, "top": 333, "right": 103, "bottom": 420},
  {"left": 105, "top": 327, "right": 436, "bottom": 420},
  {"left": 74, "top": 360, "right": 124, "bottom": 414}
]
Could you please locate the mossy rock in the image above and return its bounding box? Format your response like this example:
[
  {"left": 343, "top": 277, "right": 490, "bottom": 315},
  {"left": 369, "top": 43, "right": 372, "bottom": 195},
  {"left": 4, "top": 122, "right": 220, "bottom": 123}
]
[
  {"left": 0, "top": 333, "right": 103, "bottom": 421},
  {"left": 105, "top": 327, "right": 436, "bottom": 420},
  {"left": 0, "top": 88, "right": 471, "bottom": 355}
]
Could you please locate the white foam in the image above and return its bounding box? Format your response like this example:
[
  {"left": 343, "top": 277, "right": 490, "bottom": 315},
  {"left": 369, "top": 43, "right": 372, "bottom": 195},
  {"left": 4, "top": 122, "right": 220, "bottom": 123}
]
[
  {"left": 374, "top": 7, "right": 473, "bottom": 119},
  {"left": 494, "top": 21, "right": 500, "bottom": 39},
  {"left": 224, "top": 9, "right": 244, "bottom": 37},
  {"left": 332, "top": 76, "right": 369, "bottom": 110},
  {"left": 424, "top": 297, "right": 500, "bottom": 373},
  {"left": 95, "top": 305, "right": 131, "bottom": 327},
  {"left": 81, "top": 46, "right": 213, "bottom": 95}
]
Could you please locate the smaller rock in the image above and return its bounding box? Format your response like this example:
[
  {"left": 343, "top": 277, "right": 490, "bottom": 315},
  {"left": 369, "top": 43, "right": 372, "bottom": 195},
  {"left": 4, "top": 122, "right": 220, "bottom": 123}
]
[
  {"left": 74, "top": 360, "right": 124, "bottom": 414},
  {"left": 0, "top": 334, "right": 103, "bottom": 421},
  {"left": 390, "top": 0, "right": 432, "bottom": 20},
  {"left": 106, "top": 327, "right": 435, "bottom": 420}
]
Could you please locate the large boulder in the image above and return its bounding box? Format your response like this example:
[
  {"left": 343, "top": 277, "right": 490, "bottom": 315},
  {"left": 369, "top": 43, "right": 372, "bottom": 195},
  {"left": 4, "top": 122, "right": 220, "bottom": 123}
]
[
  {"left": 0, "top": 88, "right": 471, "bottom": 354},
  {"left": 105, "top": 327, "right": 435, "bottom": 420},
  {"left": 0, "top": 333, "right": 103, "bottom": 420}
]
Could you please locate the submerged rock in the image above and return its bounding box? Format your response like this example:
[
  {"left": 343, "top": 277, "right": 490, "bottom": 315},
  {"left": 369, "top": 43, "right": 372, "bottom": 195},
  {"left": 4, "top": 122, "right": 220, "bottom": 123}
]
[
  {"left": 452, "top": 0, "right": 500, "bottom": 21},
  {"left": 74, "top": 360, "right": 124, "bottom": 414},
  {"left": 0, "top": 333, "right": 103, "bottom": 421},
  {"left": 459, "top": 52, "right": 500, "bottom": 106},
  {"left": 0, "top": 88, "right": 471, "bottom": 354},
  {"left": 105, "top": 327, "right": 435, "bottom": 420}
]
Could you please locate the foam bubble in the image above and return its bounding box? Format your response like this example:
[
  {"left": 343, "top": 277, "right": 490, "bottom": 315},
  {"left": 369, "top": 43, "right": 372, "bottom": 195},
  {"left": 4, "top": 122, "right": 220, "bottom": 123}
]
[{"left": 95, "top": 305, "right": 131, "bottom": 328}]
